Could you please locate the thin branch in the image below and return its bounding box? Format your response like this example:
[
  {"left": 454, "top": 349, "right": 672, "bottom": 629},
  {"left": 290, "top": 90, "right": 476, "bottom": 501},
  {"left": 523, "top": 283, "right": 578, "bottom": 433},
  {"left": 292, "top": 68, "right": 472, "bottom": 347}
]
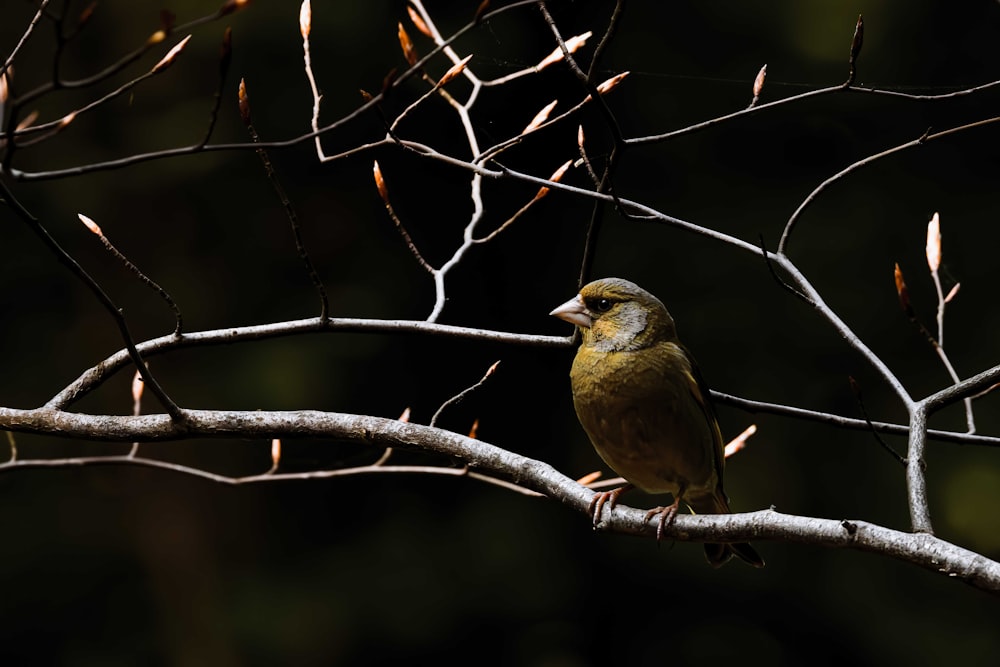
[
  {"left": 0, "top": 179, "right": 185, "bottom": 422},
  {"left": 239, "top": 78, "right": 330, "bottom": 321},
  {"left": 430, "top": 361, "right": 499, "bottom": 427}
]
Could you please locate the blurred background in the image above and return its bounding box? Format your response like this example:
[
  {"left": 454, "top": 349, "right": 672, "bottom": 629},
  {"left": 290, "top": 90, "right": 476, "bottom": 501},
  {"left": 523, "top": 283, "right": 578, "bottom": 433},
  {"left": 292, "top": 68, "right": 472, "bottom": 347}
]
[{"left": 2, "top": 1, "right": 1000, "bottom": 664}]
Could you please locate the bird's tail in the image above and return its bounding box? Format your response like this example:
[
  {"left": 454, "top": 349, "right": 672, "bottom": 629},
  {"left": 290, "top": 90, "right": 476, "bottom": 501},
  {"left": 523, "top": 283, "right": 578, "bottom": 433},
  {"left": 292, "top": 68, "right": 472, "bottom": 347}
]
[{"left": 688, "top": 491, "right": 765, "bottom": 569}]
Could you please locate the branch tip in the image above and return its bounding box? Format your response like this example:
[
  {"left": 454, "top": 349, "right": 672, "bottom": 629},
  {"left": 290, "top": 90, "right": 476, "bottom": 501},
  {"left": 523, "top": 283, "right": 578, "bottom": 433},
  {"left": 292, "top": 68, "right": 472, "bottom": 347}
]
[
  {"left": 397, "top": 22, "right": 418, "bottom": 66},
  {"left": 77, "top": 213, "right": 103, "bottom": 236},
  {"left": 373, "top": 160, "right": 389, "bottom": 203},
  {"left": 299, "top": 0, "right": 311, "bottom": 38},
  {"left": 407, "top": 5, "right": 433, "bottom": 38},
  {"left": 437, "top": 54, "right": 472, "bottom": 87},
  {"left": 237, "top": 77, "right": 250, "bottom": 124},
  {"left": 521, "top": 100, "right": 558, "bottom": 135},
  {"left": 151, "top": 35, "right": 192, "bottom": 73},
  {"left": 926, "top": 212, "right": 941, "bottom": 273}
]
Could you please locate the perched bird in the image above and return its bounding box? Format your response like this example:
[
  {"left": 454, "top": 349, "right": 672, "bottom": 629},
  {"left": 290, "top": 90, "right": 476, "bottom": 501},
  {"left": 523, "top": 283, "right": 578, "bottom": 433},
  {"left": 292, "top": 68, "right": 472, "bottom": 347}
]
[{"left": 550, "top": 277, "right": 763, "bottom": 568}]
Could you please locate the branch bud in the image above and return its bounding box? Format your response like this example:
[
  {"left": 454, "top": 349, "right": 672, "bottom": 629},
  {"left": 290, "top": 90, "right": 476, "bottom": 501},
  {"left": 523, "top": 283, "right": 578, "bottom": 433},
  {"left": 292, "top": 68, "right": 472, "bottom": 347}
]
[
  {"left": 77, "top": 213, "right": 103, "bottom": 236},
  {"left": 595, "top": 71, "right": 628, "bottom": 95},
  {"left": 131, "top": 369, "right": 145, "bottom": 403},
  {"left": 724, "top": 424, "right": 756, "bottom": 458},
  {"left": 407, "top": 5, "right": 433, "bottom": 38},
  {"left": 536, "top": 31, "right": 593, "bottom": 71},
  {"left": 474, "top": 0, "right": 491, "bottom": 24},
  {"left": 271, "top": 438, "right": 281, "bottom": 470},
  {"left": 752, "top": 64, "right": 767, "bottom": 99},
  {"left": 220, "top": 0, "right": 251, "bottom": 17},
  {"left": 437, "top": 54, "right": 472, "bottom": 87},
  {"left": 373, "top": 160, "right": 389, "bottom": 203},
  {"left": 238, "top": 77, "right": 251, "bottom": 124},
  {"left": 299, "top": 0, "right": 311, "bottom": 39},
  {"left": 521, "top": 100, "right": 558, "bottom": 135},
  {"left": 398, "top": 22, "right": 418, "bottom": 66},
  {"left": 151, "top": 35, "right": 192, "bottom": 73},
  {"left": 78, "top": 2, "right": 98, "bottom": 27},
  {"left": 533, "top": 159, "right": 572, "bottom": 201},
  {"left": 894, "top": 263, "right": 913, "bottom": 316},
  {"left": 925, "top": 212, "right": 941, "bottom": 273}
]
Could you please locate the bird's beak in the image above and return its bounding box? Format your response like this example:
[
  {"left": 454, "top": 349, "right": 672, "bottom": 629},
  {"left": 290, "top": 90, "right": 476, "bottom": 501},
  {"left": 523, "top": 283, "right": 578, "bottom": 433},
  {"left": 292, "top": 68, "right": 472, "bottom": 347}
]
[{"left": 549, "top": 294, "right": 593, "bottom": 328}]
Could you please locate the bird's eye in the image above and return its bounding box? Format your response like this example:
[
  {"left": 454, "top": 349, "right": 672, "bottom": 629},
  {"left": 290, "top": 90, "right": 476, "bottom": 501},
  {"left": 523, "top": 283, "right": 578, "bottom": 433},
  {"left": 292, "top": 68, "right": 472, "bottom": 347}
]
[{"left": 592, "top": 298, "right": 613, "bottom": 313}]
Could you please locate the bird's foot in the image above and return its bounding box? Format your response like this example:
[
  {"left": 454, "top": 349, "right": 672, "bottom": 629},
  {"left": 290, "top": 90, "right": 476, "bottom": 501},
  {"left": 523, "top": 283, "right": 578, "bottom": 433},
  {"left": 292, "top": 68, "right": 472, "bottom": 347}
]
[
  {"left": 644, "top": 496, "right": 682, "bottom": 543},
  {"left": 589, "top": 484, "right": 633, "bottom": 527}
]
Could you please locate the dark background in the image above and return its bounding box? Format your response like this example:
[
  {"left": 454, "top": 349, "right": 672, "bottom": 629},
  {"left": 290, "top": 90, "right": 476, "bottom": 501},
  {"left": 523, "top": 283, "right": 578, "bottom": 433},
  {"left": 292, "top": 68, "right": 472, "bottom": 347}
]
[{"left": 2, "top": 1, "right": 1000, "bottom": 664}]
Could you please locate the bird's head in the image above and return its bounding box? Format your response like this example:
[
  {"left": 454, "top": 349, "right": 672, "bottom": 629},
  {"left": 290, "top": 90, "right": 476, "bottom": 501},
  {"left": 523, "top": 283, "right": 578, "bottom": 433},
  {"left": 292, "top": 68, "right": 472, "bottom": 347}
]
[{"left": 549, "top": 277, "right": 677, "bottom": 352}]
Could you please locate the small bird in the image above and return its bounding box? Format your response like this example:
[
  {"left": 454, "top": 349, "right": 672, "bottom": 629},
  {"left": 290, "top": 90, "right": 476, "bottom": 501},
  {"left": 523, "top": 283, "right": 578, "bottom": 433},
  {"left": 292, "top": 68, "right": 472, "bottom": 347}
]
[{"left": 550, "top": 277, "right": 763, "bottom": 568}]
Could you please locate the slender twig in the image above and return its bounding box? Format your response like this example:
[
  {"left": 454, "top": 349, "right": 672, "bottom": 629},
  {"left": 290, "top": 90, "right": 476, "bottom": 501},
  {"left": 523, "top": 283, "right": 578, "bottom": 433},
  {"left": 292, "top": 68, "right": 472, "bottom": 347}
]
[
  {"left": 240, "top": 79, "right": 330, "bottom": 321},
  {"left": 77, "top": 214, "right": 183, "bottom": 335},
  {"left": 430, "top": 361, "right": 499, "bottom": 427},
  {"left": 0, "top": 179, "right": 185, "bottom": 422}
]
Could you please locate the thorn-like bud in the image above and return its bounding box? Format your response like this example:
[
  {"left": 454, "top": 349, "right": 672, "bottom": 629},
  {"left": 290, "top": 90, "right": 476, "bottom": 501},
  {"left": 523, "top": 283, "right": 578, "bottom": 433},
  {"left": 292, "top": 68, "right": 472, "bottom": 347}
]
[
  {"left": 78, "top": 1, "right": 98, "bottom": 27},
  {"left": 926, "top": 212, "right": 941, "bottom": 273},
  {"left": 577, "top": 125, "right": 585, "bottom": 149},
  {"left": 474, "top": 0, "right": 491, "bottom": 24},
  {"left": 148, "top": 30, "right": 167, "bottom": 46},
  {"left": 299, "top": 0, "right": 311, "bottom": 39},
  {"left": 536, "top": 31, "right": 593, "bottom": 71},
  {"left": 15, "top": 110, "right": 39, "bottom": 131},
  {"left": 850, "top": 14, "right": 864, "bottom": 64},
  {"left": 724, "top": 424, "right": 756, "bottom": 458},
  {"left": 78, "top": 213, "right": 103, "bottom": 236},
  {"left": 437, "top": 54, "right": 472, "bottom": 87},
  {"left": 847, "top": 14, "right": 864, "bottom": 84},
  {"left": 131, "top": 369, "right": 145, "bottom": 403},
  {"left": 944, "top": 283, "right": 960, "bottom": 304},
  {"left": 220, "top": 0, "right": 251, "bottom": 17},
  {"left": 468, "top": 418, "right": 480, "bottom": 439},
  {"left": 398, "top": 407, "right": 411, "bottom": 422},
  {"left": 398, "top": 22, "right": 418, "bottom": 66},
  {"left": 59, "top": 112, "right": 76, "bottom": 128},
  {"left": 407, "top": 5, "right": 433, "bottom": 38},
  {"left": 373, "top": 160, "right": 389, "bottom": 203},
  {"left": 271, "top": 438, "right": 281, "bottom": 470},
  {"left": 534, "top": 159, "right": 572, "bottom": 201},
  {"left": 151, "top": 34, "right": 192, "bottom": 73},
  {"left": 485, "top": 360, "right": 500, "bottom": 377},
  {"left": 894, "top": 262, "right": 913, "bottom": 315},
  {"left": 521, "top": 100, "right": 558, "bottom": 135},
  {"left": 360, "top": 89, "right": 373, "bottom": 102},
  {"left": 238, "top": 77, "right": 250, "bottom": 124},
  {"left": 576, "top": 471, "right": 603, "bottom": 485},
  {"left": 752, "top": 64, "right": 767, "bottom": 99},
  {"left": 595, "top": 71, "right": 629, "bottom": 95}
]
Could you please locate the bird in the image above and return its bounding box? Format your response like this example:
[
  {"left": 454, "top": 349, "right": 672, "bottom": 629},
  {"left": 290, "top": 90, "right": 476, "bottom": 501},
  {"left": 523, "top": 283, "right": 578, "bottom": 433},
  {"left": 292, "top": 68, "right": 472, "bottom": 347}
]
[{"left": 550, "top": 277, "right": 763, "bottom": 568}]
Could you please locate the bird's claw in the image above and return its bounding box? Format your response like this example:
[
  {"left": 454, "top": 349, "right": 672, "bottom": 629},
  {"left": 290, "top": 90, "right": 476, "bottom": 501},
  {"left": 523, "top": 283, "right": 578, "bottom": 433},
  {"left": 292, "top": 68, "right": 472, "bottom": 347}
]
[
  {"left": 644, "top": 497, "right": 682, "bottom": 543},
  {"left": 588, "top": 484, "right": 632, "bottom": 527}
]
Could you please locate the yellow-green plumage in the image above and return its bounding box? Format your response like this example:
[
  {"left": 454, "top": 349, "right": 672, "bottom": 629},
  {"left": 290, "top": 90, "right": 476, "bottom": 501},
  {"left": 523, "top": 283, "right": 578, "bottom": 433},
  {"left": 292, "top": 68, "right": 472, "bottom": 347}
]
[{"left": 551, "top": 278, "right": 763, "bottom": 568}]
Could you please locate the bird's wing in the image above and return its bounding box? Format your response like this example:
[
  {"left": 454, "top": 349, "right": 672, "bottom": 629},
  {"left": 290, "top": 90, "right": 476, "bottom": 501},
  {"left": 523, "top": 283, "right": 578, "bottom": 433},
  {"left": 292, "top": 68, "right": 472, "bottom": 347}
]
[{"left": 678, "top": 343, "right": 728, "bottom": 503}]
